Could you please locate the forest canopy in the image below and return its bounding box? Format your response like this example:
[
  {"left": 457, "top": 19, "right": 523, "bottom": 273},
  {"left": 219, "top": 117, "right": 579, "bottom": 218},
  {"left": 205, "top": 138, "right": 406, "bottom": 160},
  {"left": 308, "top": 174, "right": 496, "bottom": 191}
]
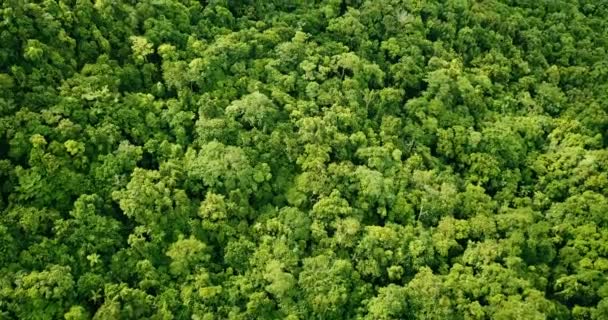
[{"left": 1, "top": 0, "right": 608, "bottom": 319}]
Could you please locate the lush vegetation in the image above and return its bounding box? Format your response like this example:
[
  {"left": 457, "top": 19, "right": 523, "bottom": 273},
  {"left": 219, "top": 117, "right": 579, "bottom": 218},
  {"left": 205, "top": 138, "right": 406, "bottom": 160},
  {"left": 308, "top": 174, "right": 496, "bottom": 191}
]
[{"left": 1, "top": 0, "right": 608, "bottom": 319}]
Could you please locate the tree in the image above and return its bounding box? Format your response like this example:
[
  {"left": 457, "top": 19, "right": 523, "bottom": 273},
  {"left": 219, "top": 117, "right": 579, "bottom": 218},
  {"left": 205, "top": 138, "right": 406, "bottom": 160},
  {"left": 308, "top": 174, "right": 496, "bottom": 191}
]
[{"left": 2, "top": 0, "right": 608, "bottom": 318}]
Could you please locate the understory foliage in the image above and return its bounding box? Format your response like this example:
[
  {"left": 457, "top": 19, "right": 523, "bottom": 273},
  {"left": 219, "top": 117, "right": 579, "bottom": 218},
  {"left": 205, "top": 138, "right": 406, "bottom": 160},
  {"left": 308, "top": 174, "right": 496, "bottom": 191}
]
[{"left": 1, "top": 0, "right": 608, "bottom": 319}]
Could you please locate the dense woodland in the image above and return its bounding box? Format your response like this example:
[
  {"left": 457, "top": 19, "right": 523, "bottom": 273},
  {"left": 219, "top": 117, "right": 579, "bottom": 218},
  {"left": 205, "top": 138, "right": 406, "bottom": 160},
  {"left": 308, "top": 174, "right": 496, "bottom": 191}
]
[{"left": 1, "top": 0, "right": 608, "bottom": 319}]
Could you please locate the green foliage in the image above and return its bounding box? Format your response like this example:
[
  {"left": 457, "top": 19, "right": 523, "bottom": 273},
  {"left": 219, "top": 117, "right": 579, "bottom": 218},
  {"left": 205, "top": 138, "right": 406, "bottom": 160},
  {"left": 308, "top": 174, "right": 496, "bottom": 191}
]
[{"left": 1, "top": 0, "right": 607, "bottom": 318}]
